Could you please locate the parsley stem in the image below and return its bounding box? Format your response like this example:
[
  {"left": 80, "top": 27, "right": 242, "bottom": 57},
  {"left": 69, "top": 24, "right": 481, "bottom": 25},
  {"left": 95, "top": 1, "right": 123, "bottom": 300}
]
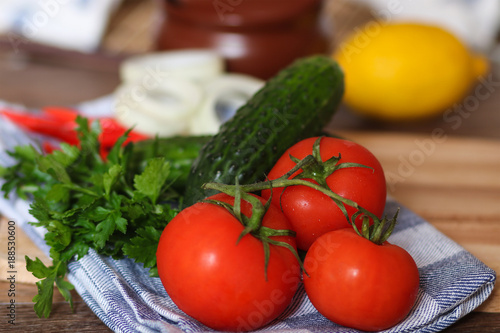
[{"left": 65, "top": 184, "right": 99, "bottom": 197}]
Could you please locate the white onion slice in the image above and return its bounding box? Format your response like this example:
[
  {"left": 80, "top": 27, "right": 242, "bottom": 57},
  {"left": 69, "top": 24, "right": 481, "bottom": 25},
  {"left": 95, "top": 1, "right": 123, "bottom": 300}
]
[
  {"left": 113, "top": 50, "right": 263, "bottom": 137},
  {"left": 189, "top": 74, "right": 264, "bottom": 135},
  {"left": 113, "top": 78, "right": 204, "bottom": 136},
  {"left": 120, "top": 49, "right": 225, "bottom": 85}
]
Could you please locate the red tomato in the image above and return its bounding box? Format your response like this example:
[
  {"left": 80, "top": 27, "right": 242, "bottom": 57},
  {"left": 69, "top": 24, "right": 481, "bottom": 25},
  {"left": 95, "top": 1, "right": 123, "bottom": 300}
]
[
  {"left": 303, "top": 228, "right": 419, "bottom": 331},
  {"left": 261, "top": 136, "right": 386, "bottom": 250},
  {"left": 156, "top": 193, "right": 301, "bottom": 332}
]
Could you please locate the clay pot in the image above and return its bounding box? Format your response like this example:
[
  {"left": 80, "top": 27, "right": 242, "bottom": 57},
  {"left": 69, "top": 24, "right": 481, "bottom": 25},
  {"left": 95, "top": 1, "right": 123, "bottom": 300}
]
[{"left": 155, "top": 0, "right": 327, "bottom": 79}]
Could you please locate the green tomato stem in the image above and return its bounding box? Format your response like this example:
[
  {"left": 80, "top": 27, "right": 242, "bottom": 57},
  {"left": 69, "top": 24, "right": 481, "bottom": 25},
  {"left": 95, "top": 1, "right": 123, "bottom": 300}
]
[
  {"left": 204, "top": 176, "right": 379, "bottom": 227},
  {"left": 202, "top": 181, "right": 304, "bottom": 279},
  {"left": 203, "top": 137, "right": 399, "bottom": 246}
]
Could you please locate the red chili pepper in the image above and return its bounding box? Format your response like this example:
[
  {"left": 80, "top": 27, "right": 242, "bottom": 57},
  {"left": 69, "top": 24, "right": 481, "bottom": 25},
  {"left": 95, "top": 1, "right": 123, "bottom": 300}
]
[
  {"left": 42, "top": 141, "right": 58, "bottom": 155},
  {"left": 1, "top": 109, "right": 79, "bottom": 145},
  {"left": 98, "top": 117, "right": 149, "bottom": 160},
  {"left": 1, "top": 107, "right": 150, "bottom": 155},
  {"left": 42, "top": 106, "right": 79, "bottom": 122},
  {"left": 98, "top": 117, "right": 149, "bottom": 149}
]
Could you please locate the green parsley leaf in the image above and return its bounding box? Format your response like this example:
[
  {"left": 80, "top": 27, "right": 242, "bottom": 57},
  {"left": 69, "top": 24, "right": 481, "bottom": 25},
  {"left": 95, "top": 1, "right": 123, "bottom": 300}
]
[
  {"left": 1, "top": 145, "right": 45, "bottom": 199},
  {"left": 94, "top": 213, "right": 119, "bottom": 249},
  {"left": 25, "top": 256, "right": 52, "bottom": 279},
  {"left": 33, "top": 276, "right": 56, "bottom": 318},
  {"left": 36, "top": 144, "right": 80, "bottom": 184},
  {"left": 26, "top": 257, "right": 74, "bottom": 318},
  {"left": 45, "top": 183, "right": 70, "bottom": 203},
  {"left": 46, "top": 220, "right": 72, "bottom": 248},
  {"left": 123, "top": 226, "right": 162, "bottom": 271},
  {"left": 103, "top": 164, "right": 122, "bottom": 198},
  {"left": 134, "top": 157, "right": 171, "bottom": 205},
  {"left": 107, "top": 128, "right": 133, "bottom": 164},
  {"left": 0, "top": 165, "right": 7, "bottom": 178}
]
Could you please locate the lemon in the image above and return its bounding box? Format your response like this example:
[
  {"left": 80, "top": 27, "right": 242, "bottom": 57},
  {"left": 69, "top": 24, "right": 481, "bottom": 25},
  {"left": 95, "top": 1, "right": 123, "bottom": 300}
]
[{"left": 333, "top": 22, "right": 489, "bottom": 121}]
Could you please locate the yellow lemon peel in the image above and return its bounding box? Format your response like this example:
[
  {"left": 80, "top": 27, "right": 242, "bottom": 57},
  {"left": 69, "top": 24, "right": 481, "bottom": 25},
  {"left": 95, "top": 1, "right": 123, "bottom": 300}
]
[{"left": 334, "top": 22, "right": 489, "bottom": 121}]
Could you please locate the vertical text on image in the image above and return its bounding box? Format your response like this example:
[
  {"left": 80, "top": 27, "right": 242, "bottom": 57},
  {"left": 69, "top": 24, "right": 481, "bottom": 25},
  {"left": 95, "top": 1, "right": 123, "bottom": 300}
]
[{"left": 6, "top": 220, "right": 17, "bottom": 325}]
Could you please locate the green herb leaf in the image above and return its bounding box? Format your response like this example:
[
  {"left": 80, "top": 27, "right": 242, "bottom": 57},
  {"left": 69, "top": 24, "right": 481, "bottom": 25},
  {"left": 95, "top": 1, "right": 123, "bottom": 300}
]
[
  {"left": 94, "top": 213, "right": 118, "bottom": 249},
  {"left": 56, "top": 278, "right": 74, "bottom": 311},
  {"left": 45, "top": 183, "right": 70, "bottom": 203},
  {"left": 134, "top": 157, "right": 171, "bottom": 204},
  {"left": 103, "top": 164, "right": 122, "bottom": 197},
  {"left": 47, "top": 220, "right": 72, "bottom": 247},
  {"left": 1, "top": 145, "right": 45, "bottom": 199},
  {"left": 33, "top": 276, "right": 55, "bottom": 318},
  {"left": 26, "top": 257, "right": 74, "bottom": 318},
  {"left": 25, "top": 256, "right": 52, "bottom": 279},
  {"left": 36, "top": 144, "right": 80, "bottom": 184},
  {"left": 123, "top": 226, "right": 162, "bottom": 270},
  {"left": 0, "top": 165, "right": 7, "bottom": 178},
  {"left": 106, "top": 128, "right": 133, "bottom": 165}
]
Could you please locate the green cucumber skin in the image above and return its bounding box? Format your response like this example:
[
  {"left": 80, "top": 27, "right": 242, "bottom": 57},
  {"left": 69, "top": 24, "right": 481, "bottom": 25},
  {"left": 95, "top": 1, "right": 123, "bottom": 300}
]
[
  {"left": 184, "top": 56, "right": 345, "bottom": 206},
  {"left": 129, "top": 135, "right": 211, "bottom": 192}
]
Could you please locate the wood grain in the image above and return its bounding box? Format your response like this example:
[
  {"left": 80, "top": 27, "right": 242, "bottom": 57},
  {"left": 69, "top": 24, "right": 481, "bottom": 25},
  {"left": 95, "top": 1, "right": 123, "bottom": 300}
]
[
  {"left": 443, "top": 312, "right": 500, "bottom": 333},
  {"left": 0, "top": 282, "right": 111, "bottom": 332},
  {"left": 0, "top": 217, "right": 51, "bottom": 285}
]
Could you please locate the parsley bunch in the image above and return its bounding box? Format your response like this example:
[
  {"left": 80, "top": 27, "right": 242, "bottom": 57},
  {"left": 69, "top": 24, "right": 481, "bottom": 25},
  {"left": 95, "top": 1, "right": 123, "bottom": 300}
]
[{"left": 0, "top": 117, "right": 179, "bottom": 318}]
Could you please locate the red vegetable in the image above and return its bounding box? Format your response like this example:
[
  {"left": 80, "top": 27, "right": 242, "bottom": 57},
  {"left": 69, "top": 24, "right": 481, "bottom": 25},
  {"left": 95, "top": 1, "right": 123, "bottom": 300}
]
[
  {"left": 303, "top": 227, "right": 419, "bottom": 331},
  {"left": 261, "top": 136, "right": 387, "bottom": 250},
  {"left": 1, "top": 108, "right": 79, "bottom": 145},
  {"left": 156, "top": 193, "right": 301, "bottom": 332},
  {"left": 1, "top": 107, "right": 149, "bottom": 158},
  {"left": 43, "top": 106, "right": 79, "bottom": 122}
]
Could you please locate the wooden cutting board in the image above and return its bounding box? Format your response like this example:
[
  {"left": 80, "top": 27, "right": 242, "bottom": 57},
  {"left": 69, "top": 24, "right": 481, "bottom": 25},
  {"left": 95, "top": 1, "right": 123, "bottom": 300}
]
[{"left": 1, "top": 131, "right": 499, "bottom": 313}]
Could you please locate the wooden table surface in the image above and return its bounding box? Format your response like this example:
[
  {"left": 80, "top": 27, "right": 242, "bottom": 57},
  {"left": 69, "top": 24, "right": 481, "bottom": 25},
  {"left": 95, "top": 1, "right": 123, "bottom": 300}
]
[{"left": 0, "top": 44, "right": 499, "bottom": 332}]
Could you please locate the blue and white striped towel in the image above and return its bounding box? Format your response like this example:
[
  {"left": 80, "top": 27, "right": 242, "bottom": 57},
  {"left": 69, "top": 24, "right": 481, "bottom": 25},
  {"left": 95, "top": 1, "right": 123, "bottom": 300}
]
[{"left": 0, "top": 98, "right": 496, "bottom": 333}]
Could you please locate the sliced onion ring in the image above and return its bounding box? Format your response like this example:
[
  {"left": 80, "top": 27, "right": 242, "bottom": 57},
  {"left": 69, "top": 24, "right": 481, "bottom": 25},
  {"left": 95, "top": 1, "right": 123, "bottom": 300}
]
[
  {"left": 113, "top": 78, "right": 204, "bottom": 137},
  {"left": 120, "top": 49, "right": 224, "bottom": 85},
  {"left": 189, "top": 74, "right": 264, "bottom": 135}
]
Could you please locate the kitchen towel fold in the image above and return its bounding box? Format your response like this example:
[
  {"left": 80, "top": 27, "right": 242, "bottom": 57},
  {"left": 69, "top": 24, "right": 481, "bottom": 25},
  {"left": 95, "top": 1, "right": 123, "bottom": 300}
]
[{"left": 0, "top": 99, "right": 496, "bottom": 333}]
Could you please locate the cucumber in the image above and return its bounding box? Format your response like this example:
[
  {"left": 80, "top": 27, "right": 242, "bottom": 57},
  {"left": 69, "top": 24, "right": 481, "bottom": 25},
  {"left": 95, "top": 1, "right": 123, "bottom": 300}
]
[
  {"left": 128, "top": 135, "right": 211, "bottom": 192},
  {"left": 183, "top": 55, "right": 344, "bottom": 206}
]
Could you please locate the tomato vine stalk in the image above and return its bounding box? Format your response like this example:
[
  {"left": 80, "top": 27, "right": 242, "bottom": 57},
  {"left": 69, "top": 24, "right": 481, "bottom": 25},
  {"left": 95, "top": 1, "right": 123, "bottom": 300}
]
[
  {"left": 203, "top": 180, "right": 305, "bottom": 280},
  {"left": 204, "top": 137, "right": 400, "bottom": 249}
]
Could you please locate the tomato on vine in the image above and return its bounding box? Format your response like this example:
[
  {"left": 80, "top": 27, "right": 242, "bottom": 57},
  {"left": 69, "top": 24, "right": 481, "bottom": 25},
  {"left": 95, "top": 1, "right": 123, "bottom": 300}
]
[
  {"left": 303, "top": 218, "right": 420, "bottom": 331},
  {"left": 156, "top": 192, "right": 301, "bottom": 332},
  {"left": 261, "top": 136, "right": 387, "bottom": 250}
]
